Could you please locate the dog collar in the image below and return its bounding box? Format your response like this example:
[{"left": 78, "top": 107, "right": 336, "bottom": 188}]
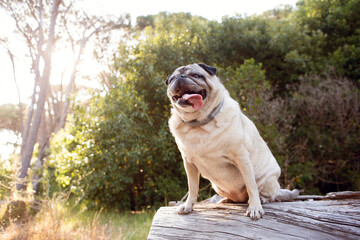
[{"left": 182, "top": 98, "right": 224, "bottom": 127}]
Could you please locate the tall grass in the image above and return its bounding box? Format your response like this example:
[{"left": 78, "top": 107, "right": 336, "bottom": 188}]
[{"left": 0, "top": 195, "right": 155, "bottom": 240}]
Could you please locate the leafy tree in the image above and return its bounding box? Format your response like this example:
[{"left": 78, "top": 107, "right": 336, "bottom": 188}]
[
  {"left": 295, "top": 0, "right": 360, "bottom": 81},
  {"left": 49, "top": 79, "right": 185, "bottom": 210},
  {"left": 49, "top": 2, "right": 360, "bottom": 210},
  {"left": 0, "top": 104, "right": 25, "bottom": 135},
  {"left": 0, "top": 0, "right": 129, "bottom": 192}
]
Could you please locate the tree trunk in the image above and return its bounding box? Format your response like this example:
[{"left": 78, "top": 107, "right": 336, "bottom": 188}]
[
  {"left": 32, "top": 110, "right": 49, "bottom": 194},
  {"left": 32, "top": 137, "right": 49, "bottom": 194},
  {"left": 17, "top": 0, "right": 61, "bottom": 191},
  {"left": 12, "top": 0, "right": 121, "bottom": 191}
]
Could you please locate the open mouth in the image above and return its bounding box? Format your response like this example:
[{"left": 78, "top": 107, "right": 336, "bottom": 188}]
[{"left": 172, "top": 89, "right": 207, "bottom": 110}]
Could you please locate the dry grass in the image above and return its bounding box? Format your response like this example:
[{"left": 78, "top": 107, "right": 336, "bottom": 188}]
[{"left": 0, "top": 196, "right": 154, "bottom": 240}]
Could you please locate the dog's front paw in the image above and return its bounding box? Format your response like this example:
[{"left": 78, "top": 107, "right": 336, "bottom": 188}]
[
  {"left": 177, "top": 202, "right": 193, "bottom": 215},
  {"left": 245, "top": 204, "right": 265, "bottom": 220}
]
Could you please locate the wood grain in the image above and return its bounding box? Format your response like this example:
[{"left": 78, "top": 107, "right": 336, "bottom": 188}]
[{"left": 148, "top": 197, "right": 360, "bottom": 239}]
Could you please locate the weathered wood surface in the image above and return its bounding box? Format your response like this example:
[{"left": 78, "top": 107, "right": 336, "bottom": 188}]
[{"left": 148, "top": 197, "right": 360, "bottom": 239}]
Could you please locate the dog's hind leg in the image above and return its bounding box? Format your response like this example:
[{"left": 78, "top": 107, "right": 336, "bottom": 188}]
[
  {"left": 260, "top": 175, "right": 300, "bottom": 202},
  {"left": 274, "top": 189, "right": 301, "bottom": 202},
  {"left": 259, "top": 175, "right": 280, "bottom": 202}
]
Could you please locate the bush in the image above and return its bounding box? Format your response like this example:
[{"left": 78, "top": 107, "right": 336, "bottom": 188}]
[
  {"left": 0, "top": 156, "right": 18, "bottom": 200},
  {"left": 284, "top": 73, "right": 360, "bottom": 193},
  {"left": 48, "top": 81, "right": 186, "bottom": 210}
]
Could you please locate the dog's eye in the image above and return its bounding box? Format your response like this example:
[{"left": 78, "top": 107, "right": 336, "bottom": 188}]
[{"left": 192, "top": 74, "right": 201, "bottom": 78}]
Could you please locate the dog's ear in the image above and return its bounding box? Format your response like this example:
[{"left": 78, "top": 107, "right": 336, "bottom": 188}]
[
  {"left": 165, "top": 75, "right": 171, "bottom": 85},
  {"left": 198, "top": 63, "right": 217, "bottom": 76}
]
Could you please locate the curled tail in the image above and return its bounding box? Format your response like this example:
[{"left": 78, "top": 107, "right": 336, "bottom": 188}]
[{"left": 274, "top": 189, "right": 301, "bottom": 202}]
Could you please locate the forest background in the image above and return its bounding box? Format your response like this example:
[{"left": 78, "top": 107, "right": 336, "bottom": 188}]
[{"left": 0, "top": 0, "right": 359, "bottom": 215}]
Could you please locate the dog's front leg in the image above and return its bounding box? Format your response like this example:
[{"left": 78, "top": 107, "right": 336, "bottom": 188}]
[
  {"left": 178, "top": 160, "right": 199, "bottom": 214},
  {"left": 234, "top": 153, "right": 264, "bottom": 220}
]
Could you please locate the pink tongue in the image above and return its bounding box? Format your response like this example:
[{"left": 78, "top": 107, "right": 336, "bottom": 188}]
[{"left": 182, "top": 94, "right": 204, "bottom": 110}]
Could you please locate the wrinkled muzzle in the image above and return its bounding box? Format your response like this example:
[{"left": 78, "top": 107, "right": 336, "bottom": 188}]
[{"left": 169, "top": 76, "right": 207, "bottom": 110}]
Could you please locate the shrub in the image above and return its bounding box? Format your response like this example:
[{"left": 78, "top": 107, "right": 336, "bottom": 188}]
[
  {"left": 285, "top": 73, "right": 360, "bottom": 193},
  {"left": 48, "top": 81, "right": 186, "bottom": 210}
]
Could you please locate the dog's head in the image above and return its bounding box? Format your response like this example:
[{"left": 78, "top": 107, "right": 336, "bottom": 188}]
[{"left": 166, "top": 63, "right": 220, "bottom": 112}]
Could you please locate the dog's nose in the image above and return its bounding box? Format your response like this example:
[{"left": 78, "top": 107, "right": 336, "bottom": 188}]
[{"left": 174, "top": 79, "right": 188, "bottom": 95}]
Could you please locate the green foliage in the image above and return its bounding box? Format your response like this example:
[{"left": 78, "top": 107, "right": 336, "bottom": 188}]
[
  {"left": 0, "top": 169, "right": 12, "bottom": 200},
  {"left": 295, "top": 0, "right": 360, "bottom": 81},
  {"left": 0, "top": 156, "right": 17, "bottom": 200},
  {"left": 48, "top": 1, "right": 360, "bottom": 211},
  {"left": 285, "top": 74, "right": 360, "bottom": 193},
  {"left": 219, "top": 58, "right": 270, "bottom": 117},
  {"left": 49, "top": 79, "right": 186, "bottom": 210},
  {"left": 0, "top": 103, "right": 25, "bottom": 134}
]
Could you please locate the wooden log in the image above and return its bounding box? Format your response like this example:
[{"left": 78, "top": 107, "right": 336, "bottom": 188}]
[
  {"left": 295, "top": 191, "right": 360, "bottom": 201},
  {"left": 148, "top": 198, "right": 360, "bottom": 239},
  {"left": 169, "top": 191, "right": 360, "bottom": 205}
]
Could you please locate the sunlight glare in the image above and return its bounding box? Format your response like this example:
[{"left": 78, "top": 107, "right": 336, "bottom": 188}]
[{"left": 51, "top": 47, "right": 76, "bottom": 86}]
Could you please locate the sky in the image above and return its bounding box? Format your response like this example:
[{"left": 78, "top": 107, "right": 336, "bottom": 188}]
[{"left": 0, "top": 0, "right": 298, "bottom": 159}]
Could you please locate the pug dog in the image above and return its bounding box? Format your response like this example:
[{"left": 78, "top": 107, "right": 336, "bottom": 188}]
[{"left": 165, "top": 63, "right": 299, "bottom": 220}]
